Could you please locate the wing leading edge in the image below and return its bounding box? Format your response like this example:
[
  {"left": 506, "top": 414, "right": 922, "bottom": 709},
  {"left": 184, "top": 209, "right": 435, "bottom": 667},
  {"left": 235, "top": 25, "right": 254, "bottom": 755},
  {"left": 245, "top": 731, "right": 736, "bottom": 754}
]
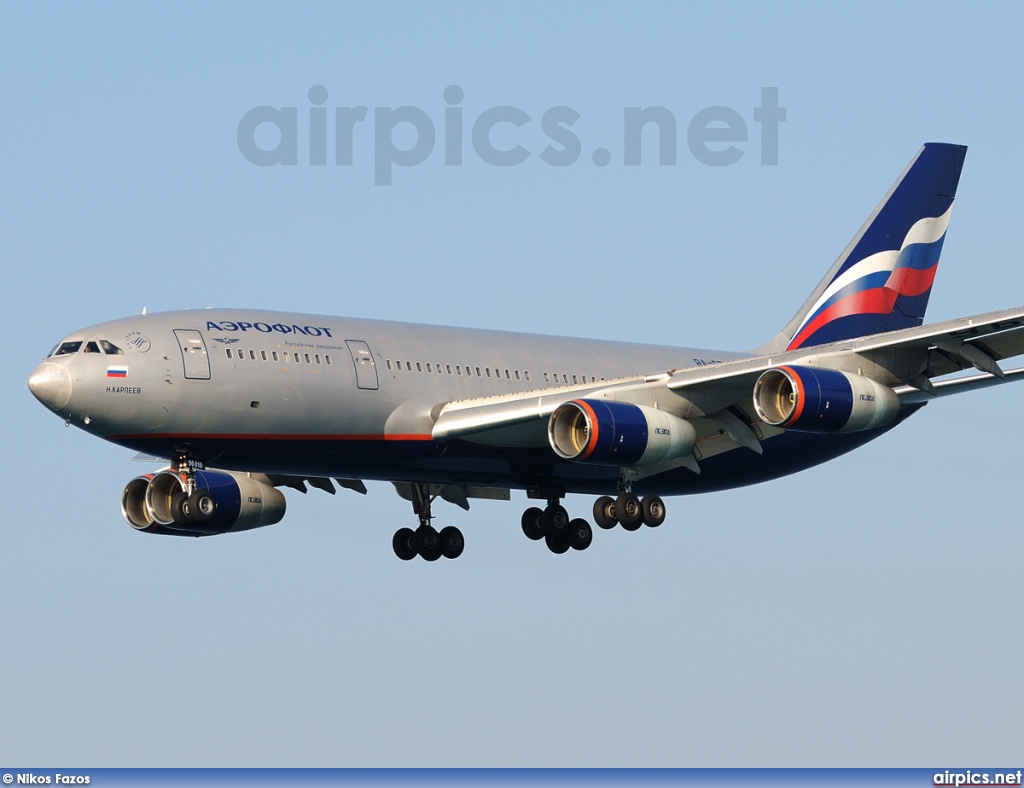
[{"left": 428, "top": 305, "right": 1024, "bottom": 451}]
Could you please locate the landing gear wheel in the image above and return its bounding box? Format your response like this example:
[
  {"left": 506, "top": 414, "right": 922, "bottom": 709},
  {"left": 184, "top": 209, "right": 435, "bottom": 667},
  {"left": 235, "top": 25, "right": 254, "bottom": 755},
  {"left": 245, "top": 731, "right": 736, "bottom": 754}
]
[
  {"left": 593, "top": 496, "right": 618, "bottom": 530},
  {"left": 171, "top": 491, "right": 193, "bottom": 525},
  {"left": 189, "top": 489, "right": 216, "bottom": 523},
  {"left": 439, "top": 526, "right": 465, "bottom": 559},
  {"left": 415, "top": 525, "right": 442, "bottom": 562},
  {"left": 642, "top": 495, "right": 666, "bottom": 527},
  {"left": 542, "top": 504, "right": 570, "bottom": 535},
  {"left": 568, "top": 518, "right": 593, "bottom": 551},
  {"left": 616, "top": 492, "right": 643, "bottom": 531},
  {"left": 521, "top": 507, "right": 545, "bottom": 541},
  {"left": 545, "top": 532, "right": 570, "bottom": 554},
  {"left": 393, "top": 527, "right": 417, "bottom": 560}
]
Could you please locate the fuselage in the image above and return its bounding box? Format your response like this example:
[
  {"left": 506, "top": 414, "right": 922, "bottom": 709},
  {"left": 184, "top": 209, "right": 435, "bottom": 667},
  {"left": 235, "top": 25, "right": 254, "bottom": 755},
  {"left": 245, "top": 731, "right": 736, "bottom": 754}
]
[{"left": 28, "top": 308, "right": 915, "bottom": 497}]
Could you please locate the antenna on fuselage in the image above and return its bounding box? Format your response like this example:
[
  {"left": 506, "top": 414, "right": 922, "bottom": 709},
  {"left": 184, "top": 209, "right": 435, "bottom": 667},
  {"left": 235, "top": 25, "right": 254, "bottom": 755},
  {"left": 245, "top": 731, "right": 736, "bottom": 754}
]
[{"left": 142, "top": 307, "right": 147, "bottom": 316}]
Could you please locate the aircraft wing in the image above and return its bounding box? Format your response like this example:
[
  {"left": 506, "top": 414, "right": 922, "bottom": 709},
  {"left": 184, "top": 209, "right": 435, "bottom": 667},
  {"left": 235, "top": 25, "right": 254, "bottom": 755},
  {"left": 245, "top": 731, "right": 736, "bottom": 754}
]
[
  {"left": 430, "top": 305, "right": 1024, "bottom": 448},
  {"left": 662, "top": 304, "right": 1024, "bottom": 403}
]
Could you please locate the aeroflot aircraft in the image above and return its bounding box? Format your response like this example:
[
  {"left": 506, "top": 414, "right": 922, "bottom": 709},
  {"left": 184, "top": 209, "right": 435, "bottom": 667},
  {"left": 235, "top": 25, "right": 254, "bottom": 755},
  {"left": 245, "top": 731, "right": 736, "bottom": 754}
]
[{"left": 28, "top": 143, "right": 1024, "bottom": 561}]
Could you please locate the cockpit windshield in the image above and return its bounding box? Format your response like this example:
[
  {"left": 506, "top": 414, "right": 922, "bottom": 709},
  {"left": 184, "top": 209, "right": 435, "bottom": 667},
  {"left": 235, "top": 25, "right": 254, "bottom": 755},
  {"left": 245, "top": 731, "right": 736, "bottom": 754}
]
[
  {"left": 52, "top": 341, "right": 82, "bottom": 356},
  {"left": 49, "top": 339, "right": 124, "bottom": 357}
]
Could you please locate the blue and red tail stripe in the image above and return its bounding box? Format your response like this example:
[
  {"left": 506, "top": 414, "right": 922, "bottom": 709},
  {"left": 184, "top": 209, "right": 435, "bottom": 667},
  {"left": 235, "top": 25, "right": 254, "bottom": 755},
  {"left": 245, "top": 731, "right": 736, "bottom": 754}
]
[{"left": 786, "top": 143, "right": 966, "bottom": 350}]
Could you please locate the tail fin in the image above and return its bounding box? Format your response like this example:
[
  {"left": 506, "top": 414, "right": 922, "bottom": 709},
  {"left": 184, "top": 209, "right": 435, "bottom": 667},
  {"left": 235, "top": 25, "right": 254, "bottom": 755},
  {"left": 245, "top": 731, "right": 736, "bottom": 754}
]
[{"left": 769, "top": 143, "right": 967, "bottom": 352}]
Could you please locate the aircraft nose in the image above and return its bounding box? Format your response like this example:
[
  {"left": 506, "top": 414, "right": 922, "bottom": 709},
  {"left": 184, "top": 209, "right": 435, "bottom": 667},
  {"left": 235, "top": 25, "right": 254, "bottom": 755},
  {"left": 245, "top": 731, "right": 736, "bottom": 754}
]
[{"left": 28, "top": 362, "right": 72, "bottom": 411}]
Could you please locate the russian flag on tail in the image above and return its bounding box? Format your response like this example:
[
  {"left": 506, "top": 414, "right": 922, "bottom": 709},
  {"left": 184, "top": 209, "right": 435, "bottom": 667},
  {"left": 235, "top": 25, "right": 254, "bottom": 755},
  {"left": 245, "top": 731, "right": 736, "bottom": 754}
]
[{"left": 784, "top": 143, "right": 967, "bottom": 351}]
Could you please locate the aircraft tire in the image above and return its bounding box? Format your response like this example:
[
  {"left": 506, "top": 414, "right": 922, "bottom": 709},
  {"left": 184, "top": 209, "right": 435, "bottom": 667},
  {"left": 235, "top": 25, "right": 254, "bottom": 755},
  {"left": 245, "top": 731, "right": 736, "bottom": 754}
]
[
  {"left": 439, "top": 526, "right": 465, "bottom": 559},
  {"left": 415, "top": 525, "right": 442, "bottom": 562},
  {"left": 568, "top": 518, "right": 593, "bottom": 551},
  {"left": 616, "top": 493, "right": 643, "bottom": 531},
  {"left": 189, "top": 489, "right": 216, "bottom": 523},
  {"left": 542, "top": 504, "right": 570, "bottom": 536},
  {"left": 170, "top": 491, "right": 192, "bottom": 525},
  {"left": 393, "top": 527, "right": 417, "bottom": 560},
  {"left": 521, "top": 507, "right": 545, "bottom": 541},
  {"left": 642, "top": 495, "right": 666, "bottom": 527},
  {"left": 593, "top": 496, "right": 618, "bottom": 529},
  {"left": 545, "top": 532, "right": 570, "bottom": 554}
]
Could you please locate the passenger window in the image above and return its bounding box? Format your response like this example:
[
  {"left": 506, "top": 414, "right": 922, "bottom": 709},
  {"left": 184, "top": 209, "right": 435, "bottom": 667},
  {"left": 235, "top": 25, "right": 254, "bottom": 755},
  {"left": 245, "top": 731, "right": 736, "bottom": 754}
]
[
  {"left": 476, "top": 367, "right": 482, "bottom": 377},
  {"left": 226, "top": 349, "right": 233, "bottom": 359},
  {"left": 250, "top": 350, "right": 257, "bottom": 360},
  {"left": 525, "top": 371, "right": 531, "bottom": 381},
  {"left": 515, "top": 370, "right": 521, "bottom": 381},
  {"left": 386, "top": 360, "right": 392, "bottom": 370},
  {"left": 416, "top": 362, "right": 422, "bottom": 372},
  {"left": 456, "top": 365, "right": 462, "bottom": 375},
  {"left": 326, "top": 355, "right": 332, "bottom": 365},
  {"left": 272, "top": 351, "right": 279, "bottom": 362},
  {"left": 505, "top": 369, "right": 511, "bottom": 380},
  {"left": 486, "top": 368, "right": 492, "bottom": 378},
  {"left": 99, "top": 340, "right": 124, "bottom": 355},
  {"left": 544, "top": 372, "right": 550, "bottom": 383},
  {"left": 305, "top": 353, "right": 311, "bottom": 363},
  {"left": 261, "top": 350, "right": 268, "bottom": 361},
  {"left": 426, "top": 363, "right": 433, "bottom": 373},
  {"left": 446, "top": 364, "right": 452, "bottom": 374},
  {"left": 315, "top": 354, "right": 322, "bottom": 364}
]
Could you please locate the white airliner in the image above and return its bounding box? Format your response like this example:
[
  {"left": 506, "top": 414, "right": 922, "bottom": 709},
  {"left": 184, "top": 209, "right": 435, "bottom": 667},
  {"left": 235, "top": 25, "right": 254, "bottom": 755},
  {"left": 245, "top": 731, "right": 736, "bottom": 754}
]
[{"left": 28, "top": 143, "right": 1024, "bottom": 560}]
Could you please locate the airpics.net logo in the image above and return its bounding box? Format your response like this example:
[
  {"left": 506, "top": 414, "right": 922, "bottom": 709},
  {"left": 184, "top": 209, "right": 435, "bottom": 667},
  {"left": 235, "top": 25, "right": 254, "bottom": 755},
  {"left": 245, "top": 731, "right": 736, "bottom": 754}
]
[{"left": 237, "top": 85, "right": 786, "bottom": 185}]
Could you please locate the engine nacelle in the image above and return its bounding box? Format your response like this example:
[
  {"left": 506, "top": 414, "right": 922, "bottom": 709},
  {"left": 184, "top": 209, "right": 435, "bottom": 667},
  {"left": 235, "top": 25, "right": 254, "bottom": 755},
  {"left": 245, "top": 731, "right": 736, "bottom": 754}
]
[
  {"left": 752, "top": 365, "right": 900, "bottom": 434},
  {"left": 548, "top": 398, "right": 697, "bottom": 466},
  {"left": 121, "top": 469, "right": 286, "bottom": 536}
]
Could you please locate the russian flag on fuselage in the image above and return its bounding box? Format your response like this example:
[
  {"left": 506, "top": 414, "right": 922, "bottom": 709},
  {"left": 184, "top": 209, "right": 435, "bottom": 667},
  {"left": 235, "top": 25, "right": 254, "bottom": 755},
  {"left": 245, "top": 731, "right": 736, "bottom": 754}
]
[{"left": 787, "top": 143, "right": 967, "bottom": 351}]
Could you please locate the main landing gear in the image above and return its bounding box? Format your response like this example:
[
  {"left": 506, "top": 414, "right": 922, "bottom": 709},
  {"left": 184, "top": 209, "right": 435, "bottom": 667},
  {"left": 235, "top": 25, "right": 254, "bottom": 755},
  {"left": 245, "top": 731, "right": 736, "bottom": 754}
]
[
  {"left": 517, "top": 487, "right": 665, "bottom": 556},
  {"left": 389, "top": 482, "right": 668, "bottom": 562},
  {"left": 592, "top": 491, "right": 666, "bottom": 531},
  {"left": 392, "top": 483, "right": 465, "bottom": 562},
  {"left": 520, "top": 499, "right": 594, "bottom": 555}
]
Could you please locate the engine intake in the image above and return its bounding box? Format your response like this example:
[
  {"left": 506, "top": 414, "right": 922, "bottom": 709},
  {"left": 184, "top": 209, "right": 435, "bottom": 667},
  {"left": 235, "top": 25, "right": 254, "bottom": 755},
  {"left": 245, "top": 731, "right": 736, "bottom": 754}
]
[
  {"left": 753, "top": 365, "right": 899, "bottom": 434},
  {"left": 548, "top": 399, "right": 697, "bottom": 466},
  {"left": 121, "top": 469, "right": 286, "bottom": 536}
]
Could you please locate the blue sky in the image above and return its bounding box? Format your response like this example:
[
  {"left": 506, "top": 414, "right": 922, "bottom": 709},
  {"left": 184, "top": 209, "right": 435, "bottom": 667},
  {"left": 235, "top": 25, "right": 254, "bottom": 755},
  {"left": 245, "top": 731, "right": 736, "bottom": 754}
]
[{"left": 2, "top": 1, "right": 1023, "bottom": 767}]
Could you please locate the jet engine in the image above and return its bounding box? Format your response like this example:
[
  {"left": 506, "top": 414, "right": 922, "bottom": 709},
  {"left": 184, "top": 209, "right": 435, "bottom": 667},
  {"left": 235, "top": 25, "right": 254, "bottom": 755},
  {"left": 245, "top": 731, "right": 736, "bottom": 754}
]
[
  {"left": 548, "top": 398, "right": 697, "bottom": 466},
  {"left": 120, "top": 469, "right": 286, "bottom": 536},
  {"left": 752, "top": 365, "right": 900, "bottom": 434}
]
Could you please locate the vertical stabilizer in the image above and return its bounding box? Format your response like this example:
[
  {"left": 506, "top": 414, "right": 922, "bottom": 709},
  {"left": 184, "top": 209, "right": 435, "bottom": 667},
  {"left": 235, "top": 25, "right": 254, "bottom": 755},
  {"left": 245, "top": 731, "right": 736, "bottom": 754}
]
[{"left": 765, "top": 143, "right": 967, "bottom": 352}]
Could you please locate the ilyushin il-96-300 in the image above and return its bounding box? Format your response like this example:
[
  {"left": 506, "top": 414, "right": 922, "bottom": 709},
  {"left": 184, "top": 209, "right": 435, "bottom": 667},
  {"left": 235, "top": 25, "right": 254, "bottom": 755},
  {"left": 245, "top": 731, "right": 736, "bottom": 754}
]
[{"left": 29, "top": 143, "right": 1024, "bottom": 561}]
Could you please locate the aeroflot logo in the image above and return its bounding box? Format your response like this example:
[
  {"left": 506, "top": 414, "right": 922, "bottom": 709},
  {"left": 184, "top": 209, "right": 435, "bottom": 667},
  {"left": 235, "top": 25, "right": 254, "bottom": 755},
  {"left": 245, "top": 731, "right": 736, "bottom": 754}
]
[
  {"left": 206, "top": 320, "right": 335, "bottom": 338},
  {"left": 237, "top": 85, "right": 786, "bottom": 185}
]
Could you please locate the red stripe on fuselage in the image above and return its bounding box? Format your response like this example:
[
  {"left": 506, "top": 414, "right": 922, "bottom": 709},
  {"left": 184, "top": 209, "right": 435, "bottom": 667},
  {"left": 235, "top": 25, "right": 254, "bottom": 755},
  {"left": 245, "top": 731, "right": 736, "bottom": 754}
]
[{"left": 107, "top": 433, "right": 435, "bottom": 442}]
